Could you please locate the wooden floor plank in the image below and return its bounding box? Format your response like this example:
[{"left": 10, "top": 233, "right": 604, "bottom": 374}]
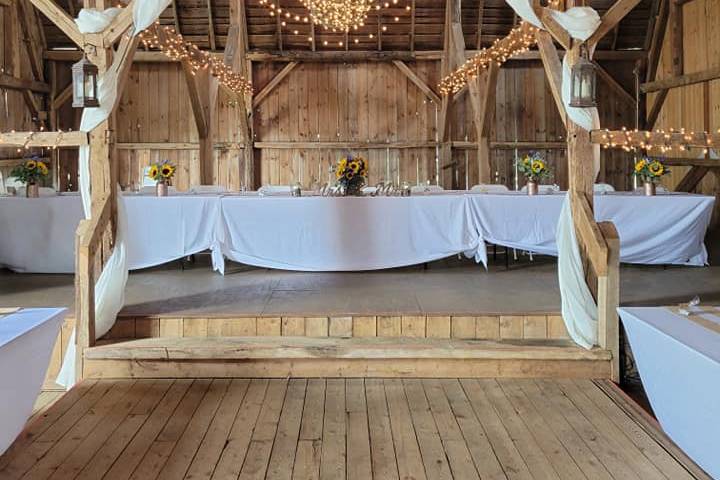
[
  {"left": 535, "top": 379, "right": 643, "bottom": 480},
  {"left": 517, "top": 380, "right": 614, "bottom": 480},
  {"left": 126, "top": 379, "right": 211, "bottom": 480},
  {"left": 75, "top": 380, "right": 175, "bottom": 480},
  {"left": 576, "top": 380, "right": 696, "bottom": 480},
  {"left": 459, "top": 379, "right": 533, "bottom": 480},
  {"left": 555, "top": 380, "right": 667, "bottom": 480},
  {"left": 319, "top": 379, "right": 346, "bottom": 480},
  {"left": 267, "top": 379, "right": 308, "bottom": 480},
  {"left": 184, "top": 379, "right": 251, "bottom": 480},
  {"left": 402, "top": 379, "right": 453, "bottom": 480},
  {"left": 0, "top": 380, "right": 99, "bottom": 474},
  {"left": 101, "top": 379, "right": 193, "bottom": 480},
  {"left": 212, "top": 379, "right": 270, "bottom": 479},
  {"left": 384, "top": 379, "right": 427, "bottom": 480},
  {"left": 293, "top": 379, "right": 326, "bottom": 480},
  {"left": 238, "top": 379, "right": 289, "bottom": 480},
  {"left": 3, "top": 378, "right": 707, "bottom": 480},
  {"left": 439, "top": 379, "right": 507, "bottom": 480},
  {"left": 422, "top": 379, "right": 480, "bottom": 480},
  {"left": 49, "top": 380, "right": 154, "bottom": 479},
  {"left": 479, "top": 378, "right": 560, "bottom": 480},
  {"left": 22, "top": 380, "right": 137, "bottom": 479},
  {"left": 496, "top": 379, "right": 587, "bottom": 480},
  {"left": 345, "top": 379, "right": 372, "bottom": 480},
  {"left": 157, "top": 379, "right": 231, "bottom": 479}
]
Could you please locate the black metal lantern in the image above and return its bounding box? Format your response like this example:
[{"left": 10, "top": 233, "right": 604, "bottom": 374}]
[
  {"left": 569, "top": 45, "right": 597, "bottom": 108},
  {"left": 71, "top": 54, "right": 99, "bottom": 108}
]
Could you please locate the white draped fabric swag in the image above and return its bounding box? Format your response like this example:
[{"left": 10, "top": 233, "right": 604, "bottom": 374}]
[
  {"left": 505, "top": 0, "right": 602, "bottom": 349},
  {"left": 57, "top": 0, "right": 171, "bottom": 389}
]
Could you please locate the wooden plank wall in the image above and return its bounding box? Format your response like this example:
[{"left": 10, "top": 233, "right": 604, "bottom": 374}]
[
  {"left": 0, "top": 1, "right": 48, "bottom": 183},
  {"left": 651, "top": 0, "right": 720, "bottom": 195},
  {"left": 110, "top": 59, "right": 636, "bottom": 191}
]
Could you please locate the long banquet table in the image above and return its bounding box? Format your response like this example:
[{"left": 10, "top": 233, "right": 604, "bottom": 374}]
[
  {"left": 618, "top": 306, "right": 720, "bottom": 479},
  {"left": 0, "top": 191, "right": 714, "bottom": 273}
]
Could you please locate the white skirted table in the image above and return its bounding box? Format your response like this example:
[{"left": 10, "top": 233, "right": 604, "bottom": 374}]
[
  {"left": 0, "top": 191, "right": 714, "bottom": 273},
  {"left": 0, "top": 308, "right": 66, "bottom": 454},
  {"left": 618, "top": 306, "right": 720, "bottom": 479}
]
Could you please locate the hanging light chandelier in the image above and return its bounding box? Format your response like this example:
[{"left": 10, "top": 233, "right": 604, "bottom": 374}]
[
  {"left": 301, "top": 0, "right": 373, "bottom": 32},
  {"left": 259, "top": 0, "right": 409, "bottom": 47}
]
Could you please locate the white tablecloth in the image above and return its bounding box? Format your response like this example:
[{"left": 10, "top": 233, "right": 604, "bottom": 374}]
[
  {"left": 618, "top": 307, "right": 720, "bottom": 479},
  {"left": 468, "top": 192, "right": 714, "bottom": 266},
  {"left": 0, "top": 194, "right": 221, "bottom": 273},
  {"left": 0, "top": 308, "right": 65, "bottom": 454},
  {"left": 0, "top": 192, "right": 714, "bottom": 273},
  {"left": 217, "top": 195, "right": 482, "bottom": 272}
]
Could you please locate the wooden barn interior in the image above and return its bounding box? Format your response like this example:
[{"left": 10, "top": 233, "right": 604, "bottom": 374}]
[{"left": 0, "top": 0, "right": 719, "bottom": 478}]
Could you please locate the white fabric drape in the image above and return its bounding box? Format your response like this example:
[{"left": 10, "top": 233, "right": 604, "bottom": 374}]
[
  {"left": 548, "top": 7, "right": 600, "bottom": 42},
  {"left": 75, "top": 7, "right": 121, "bottom": 33},
  {"left": 57, "top": 0, "right": 171, "bottom": 389},
  {"left": 556, "top": 197, "right": 598, "bottom": 348}
]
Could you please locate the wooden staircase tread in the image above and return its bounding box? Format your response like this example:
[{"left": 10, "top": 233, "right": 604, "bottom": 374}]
[{"left": 85, "top": 336, "right": 611, "bottom": 361}]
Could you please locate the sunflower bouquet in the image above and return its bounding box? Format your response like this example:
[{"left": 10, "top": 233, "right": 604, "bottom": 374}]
[
  {"left": 10, "top": 156, "right": 49, "bottom": 185},
  {"left": 516, "top": 151, "right": 552, "bottom": 182},
  {"left": 335, "top": 154, "right": 368, "bottom": 196},
  {"left": 147, "top": 160, "right": 176, "bottom": 184},
  {"left": 633, "top": 157, "right": 668, "bottom": 183}
]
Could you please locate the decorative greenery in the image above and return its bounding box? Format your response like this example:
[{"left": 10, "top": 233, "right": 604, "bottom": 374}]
[
  {"left": 633, "top": 157, "right": 669, "bottom": 183},
  {"left": 516, "top": 151, "right": 552, "bottom": 182},
  {"left": 10, "top": 156, "right": 49, "bottom": 185},
  {"left": 147, "top": 160, "right": 176, "bottom": 183},
  {"left": 335, "top": 154, "right": 368, "bottom": 193}
]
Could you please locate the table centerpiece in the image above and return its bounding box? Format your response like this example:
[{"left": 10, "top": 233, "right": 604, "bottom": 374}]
[
  {"left": 633, "top": 157, "right": 668, "bottom": 196},
  {"left": 516, "top": 151, "right": 551, "bottom": 195},
  {"left": 335, "top": 154, "right": 368, "bottom": 196},
  {"left": 147, "top": 160, "right": 176, "bottom": 197},
  {"left": 10, "top": 156, "right": 49, "bottom": 198}
]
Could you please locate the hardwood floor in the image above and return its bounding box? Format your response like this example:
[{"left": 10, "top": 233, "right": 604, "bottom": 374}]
[{"left": 0, "top": 378, "right": 708, "bottom": 479}]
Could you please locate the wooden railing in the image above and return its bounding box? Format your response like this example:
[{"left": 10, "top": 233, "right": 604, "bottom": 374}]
[
  {"left": 571, "top": 193, "right": 621, "bottom": 381},
  {"left": 74, "top": 193, "right": 114, "bottom": 380}
]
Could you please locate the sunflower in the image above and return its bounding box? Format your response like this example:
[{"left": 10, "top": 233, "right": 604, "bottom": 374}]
[
  {"left": 531, "top": 160, "right": 545, "bottom": 174},
  {"left": 349, "top": 161, "right": 360, "bottom": 173},
  {"left": 37, "top": 161, "right": 49, "bottom": 176},
  {"left": 648, "top": 161, "right": 664, "bottom": 176},
  {"left": 148, "top": 165, "right": 159, "bottom": 179},
  {"left": 161, "top": 164, "right": 175, "bottom": 178},
  {"left": 25, "top": 160, "right": 37, "bottom": 170},
  {"left": 634, "top": 159, "right": 646, "bottom": 173},
  {"left": 345, "top": 171, "right": 355, "bottom": 180}
]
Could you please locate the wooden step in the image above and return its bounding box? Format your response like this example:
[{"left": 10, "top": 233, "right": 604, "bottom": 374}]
[{"left": 83, "top": 336, "right": 612, "bottom": 379}]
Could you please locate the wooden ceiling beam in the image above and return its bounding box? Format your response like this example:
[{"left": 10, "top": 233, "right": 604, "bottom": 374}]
[
  {"left": 0, "top": 73, "right": 50, "bottom": 92},
  {"left": 587, "top": 0, "right": 643, "bottom": 47},
  {"left": 27, "top": 0, "right": 83, "bottom": 47},
  {"left": 476, "top": 0, "right": 484, "bottom": 49},
  {"left": 207, "top": 0, "right": 216, "bottom": 51},
  {"left": 641, "top": 66, "right": 720, "bottom": 93},
  {"left": 392, "top": 60, "right": 440, "bottom": 105},
  {"left": 536, "top": 30, "right": 566, "bottom": 126},
  {"left": 252, "top": 61, "right": 298, "bottom": 108},
  {"left": 171, "top": 0, "right": 181, "bottom": 33},
  {"left": 102, "top": 0, "right": 134, "bottom": 45},
  {"left": 645, "top": 0, "right": 668, "bottom": 82}
]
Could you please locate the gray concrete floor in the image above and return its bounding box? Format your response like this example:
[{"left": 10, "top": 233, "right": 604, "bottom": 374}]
[{"left": 2, "top": 229, "right": 719, "bottom": 316}]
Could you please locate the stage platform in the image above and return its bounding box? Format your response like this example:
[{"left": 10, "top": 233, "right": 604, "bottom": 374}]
[{"left": 0, "top": 378, "right": 710, "bottom": 479}]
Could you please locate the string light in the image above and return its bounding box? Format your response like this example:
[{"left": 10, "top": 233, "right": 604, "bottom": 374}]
[
  {"left": 258, "top": 0, "right": 410, "bottom": 47},
  {"left": 439, "top": 22, "right": 538, "bottom": 95},
  {"left": 138, "top": 23, "right": 252, "bottom": 95},
  {"left": 595, "top": 128, "right": 720, "bottom": 155}
]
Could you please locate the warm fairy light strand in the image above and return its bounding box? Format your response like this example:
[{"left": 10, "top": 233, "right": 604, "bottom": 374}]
[
  {"left": 439, "top": 22, "right": 538, "bottom": 95},
  {"left": 138, "top": 23, "right": 252, "bottom": 95},
  {"left": 596, "top": 127, "right": 720, "bottom": 156},
  {"left": 258, "top": 0, "right": 409, "bottom": 47}
]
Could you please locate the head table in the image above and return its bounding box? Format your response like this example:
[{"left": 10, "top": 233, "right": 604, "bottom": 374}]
[{"left": 0, "top": 191, "right": 714, "bottom": 274}]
